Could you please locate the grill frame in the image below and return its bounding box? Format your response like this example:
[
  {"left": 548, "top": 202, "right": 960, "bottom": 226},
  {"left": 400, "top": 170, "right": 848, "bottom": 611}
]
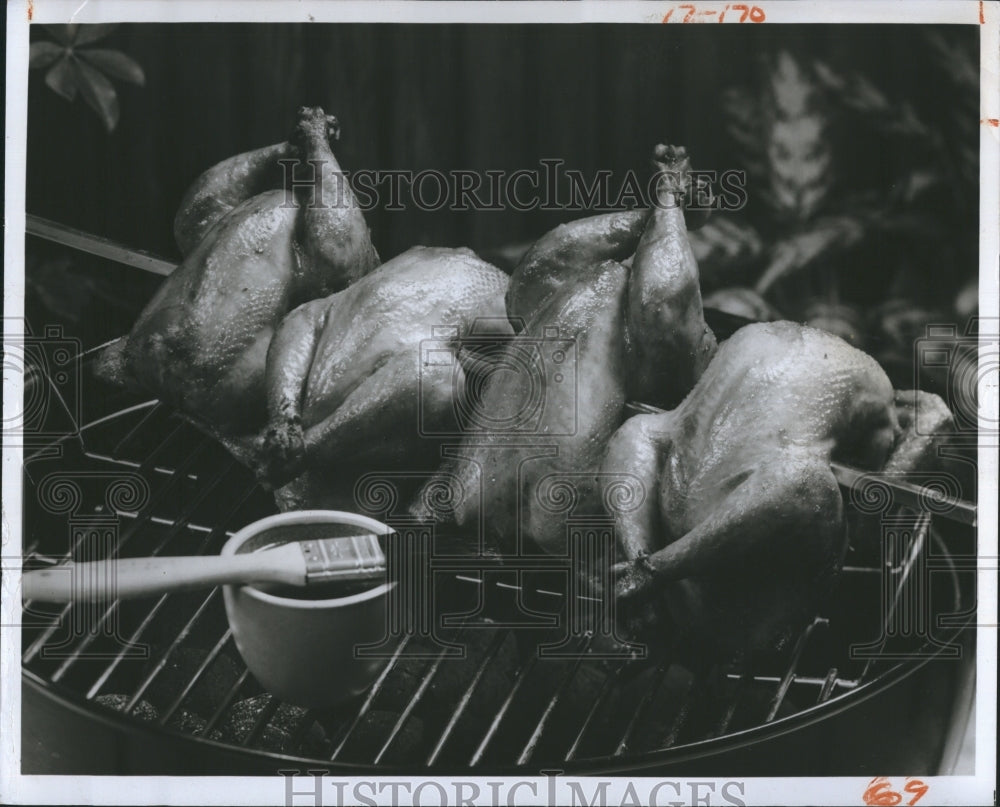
[{"left": 18, "top": 356, "right": 978, "bottom": 776}]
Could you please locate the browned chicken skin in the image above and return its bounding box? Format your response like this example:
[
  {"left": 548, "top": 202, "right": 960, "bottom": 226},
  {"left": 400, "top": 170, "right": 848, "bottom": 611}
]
[
  {"left": 604, "top": 321, "right": 900, "bottom": 655},
  {"left": 414, "top": 144, "right": 715, "bottom": 552},
  {"left": 508, "top": 145, "right": 716, "bottom": 409},
  {"left": 256, "top": 247, "right": 512, "bottom": 512},
  {"left": 97, "top": 107, "right": 380, "bottom": 435}
]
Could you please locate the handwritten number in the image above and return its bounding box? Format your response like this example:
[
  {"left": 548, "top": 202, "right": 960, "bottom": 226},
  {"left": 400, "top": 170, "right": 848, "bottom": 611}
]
[
  {"left": 662, "top": 3, "right": 764, "bottom": 23},
  {"left": 863, "top": 778, "right": 902, "bottom": 806},
  {"left": 864, "top": 778, "right": 929, "bottom": 807},
  {"left": 904, "top": 779, "right": 929, "bottom": 806}
]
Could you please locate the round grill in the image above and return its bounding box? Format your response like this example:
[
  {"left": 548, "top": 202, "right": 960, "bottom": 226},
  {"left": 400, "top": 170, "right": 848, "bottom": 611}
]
[{"left": 20, "top": 367, "right": 977, "bottom": 775}]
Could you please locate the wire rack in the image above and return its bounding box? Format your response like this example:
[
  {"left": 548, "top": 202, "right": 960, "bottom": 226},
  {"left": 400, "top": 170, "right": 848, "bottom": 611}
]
[{"left": 19, "top": 391, "right": 977, "bottom": 773}]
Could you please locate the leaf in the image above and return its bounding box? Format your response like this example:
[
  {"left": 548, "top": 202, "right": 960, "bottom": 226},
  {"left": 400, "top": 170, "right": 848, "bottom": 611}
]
[
  {"left": 73, "top": 57, "right": 120, "bottom": 132},
  {"left": 812, "top": 61, "right": 846, "bottom": 93},
  {"left": 755, "top": 217, "right": 865, "bottom": 294},
  {"left": 30, "top": 41, "right": 64, "bottom": 70},
  {"left": 43, "top": 24, "right": 77, "bottom": 46},
  {"left": 44, "top": 57, "right": 78, "bottom": 101},
  {"left": 79, "top": 48, "right": 145, "bottom": 86},
  {"left": 73, "top": 23, "right": 120, "bottom": 46}
]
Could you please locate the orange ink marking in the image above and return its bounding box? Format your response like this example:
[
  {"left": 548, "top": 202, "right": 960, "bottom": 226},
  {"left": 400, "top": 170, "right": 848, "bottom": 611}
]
[
  {"left": 980, "top": 0, "right": 985, "bottom": 24},
  {"left": 863, "top": 777, "right": 902, "bottom": 806},
  {"left": 663, "top": 2, "right": 763, "bottom": 23},
  {"left": 904, "top": 779, "right": 929, "bottom": 806},
  {"left": 982, "top": 118, "right": 1000, "bottom": 127},
  {"left": 27, "top": 0, "right": 33, "bottom": 20}
]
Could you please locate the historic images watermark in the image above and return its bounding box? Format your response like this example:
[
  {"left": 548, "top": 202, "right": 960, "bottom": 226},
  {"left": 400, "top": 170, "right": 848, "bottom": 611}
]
[
  {"left": 280, "top": 770, "right": 749, "bottom": 807},
  {"left": 277, "top": 159, "right": 749, "bottom": 213},
  {"left": 1, "top": 318, "right": 81, "bottom": 447}
]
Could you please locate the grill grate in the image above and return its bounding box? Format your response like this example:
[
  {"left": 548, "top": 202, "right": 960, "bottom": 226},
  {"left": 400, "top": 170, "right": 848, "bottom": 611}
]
[{"left": 20, "top": 395, "right": 976, "bottom": 771}]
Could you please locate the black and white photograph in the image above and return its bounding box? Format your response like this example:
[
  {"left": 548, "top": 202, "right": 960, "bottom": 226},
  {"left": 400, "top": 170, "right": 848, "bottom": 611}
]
[{"left": 2, "top": 2, "right": 997, "bottom": 805}]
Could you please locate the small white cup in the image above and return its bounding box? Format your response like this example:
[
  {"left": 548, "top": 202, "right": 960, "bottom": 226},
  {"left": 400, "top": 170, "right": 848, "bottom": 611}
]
[{"left": 221, "top": 510, "right": 395, "bottom": 708}]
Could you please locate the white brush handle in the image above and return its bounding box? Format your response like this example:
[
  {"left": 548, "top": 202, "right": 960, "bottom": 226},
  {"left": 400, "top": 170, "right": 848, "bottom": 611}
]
[{"left": 22, "top": 543, "right": 307, "bottom": 602}]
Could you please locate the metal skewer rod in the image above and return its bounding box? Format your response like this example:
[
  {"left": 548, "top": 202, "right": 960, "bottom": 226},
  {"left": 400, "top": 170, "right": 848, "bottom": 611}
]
[{"left": 26, "top": 213, "right": 177, "bottom": 276}]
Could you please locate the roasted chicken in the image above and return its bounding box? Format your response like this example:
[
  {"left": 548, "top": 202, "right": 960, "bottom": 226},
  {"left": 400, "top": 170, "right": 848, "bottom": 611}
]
[
  {"left": 96, "top": 107, "right": 380, "bottom": 436},
  {"left": 604, "top": 321, "right": 901, "bottom": 656},
  {"left": 255, "top": 247, "right": 512, "bottom": 512},
  {"left": 413, "top": 144, "right": 716, "bottom": 552}
]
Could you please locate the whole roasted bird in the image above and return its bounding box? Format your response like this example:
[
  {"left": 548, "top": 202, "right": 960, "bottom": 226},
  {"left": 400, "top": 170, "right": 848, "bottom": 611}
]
[
  {"left": 255, "top": 247, "right": 512, "bottom": 512},
  {"left": 604, "top": 321, "right": 902, "bottom": 656},
  {"left": 96, "top": 107, "right": 380, "bottom": 436},
  {"left": 413, "top": 144, "right": 716, "bottom": 552}
]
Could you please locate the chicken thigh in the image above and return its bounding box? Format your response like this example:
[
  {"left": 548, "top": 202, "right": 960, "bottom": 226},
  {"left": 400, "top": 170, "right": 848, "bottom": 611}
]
[
  {"left": 603, "top": 321, "right": 900, "bottom": 656},
  {"left": 96, "top": 107, "right": 380, "bottom": 436},
  {"left": 508, "top": 145, "right": 716, "bottom": 408},
  {"left": 256, "top": 247, "right": 512, "bottom": 512}
]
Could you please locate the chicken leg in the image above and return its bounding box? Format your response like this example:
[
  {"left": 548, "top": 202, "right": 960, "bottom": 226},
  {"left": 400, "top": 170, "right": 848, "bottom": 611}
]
[
  {"left": 96, "top": 107, "right": 380, "bottom": 437},
  {"left": 626, "top": 145, "right": 718, "bottom": 407}
]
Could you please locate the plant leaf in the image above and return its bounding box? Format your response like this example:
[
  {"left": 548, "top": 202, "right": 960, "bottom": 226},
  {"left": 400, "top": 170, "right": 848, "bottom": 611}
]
[
  {"left": 78, "top": 48, "right": 145, "bottom": 86},
  {"left": 73, "top": 57, "right": 120, "bottom": 132},
  {"left": 43, "top": 24, "right": 77, "bottom": 46},
  {"left": 30, "top": 41, "right": 64, "bottom": 70},
  {"left": 73, "top": 23, "right": 120, "bottom": 46},
  {"left": 755, "top": 217, "right": 865, "bottom": 294},
  {"left": 44, "top": 57, "right": 78, "bottom": 101}
]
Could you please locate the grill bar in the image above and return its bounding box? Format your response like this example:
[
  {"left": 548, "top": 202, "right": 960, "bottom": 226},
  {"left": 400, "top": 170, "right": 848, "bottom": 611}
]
[
  {"left": 614, "top": 662, "right": 671, "bottom": 756},
  {"left": 329, "top": 636, "right": 413, "bottom": 761},
  {"left": 659, "top": 675, "right": 699, "bottom": 750},
  {"left": 373, "top": 637, "right": 460, "bottom": 764},
  {"left": 713, "top": 665, "right": 751, "bottom": 737},
  {"left": 469, "top": 650, "right": 540, "bottom": 766},
  {"left": 426, "top": 628, "right": 511, "bottom": 766},
  {"left": 563, "top": 661, "right": 626, "bottom": 762},
  {"left": 111, "top": 403, "right": 168, "bottom": 456},
  {"left": 123, "top": 589, "right": 221, "bottom": 714},
  {"left": 817, "top": 667, "right": 840, "bottom": 704},
  {"left": 517, "top": 635, "right": 592, "bottom": 765},
  {"left": 766, "top": 617, "right": 827, "bottom": 723},
  {"left": 859, "top": 513, "right": 932, "bottom": 683},
  {"left": 158, "top": 629, "right": 234, "bottom": 725},
  {"left": 199, "top": 667, "right": 252, "bottom": 737},
  {"left": 84, "top": 596, "right": 165, "bottom": 698}
]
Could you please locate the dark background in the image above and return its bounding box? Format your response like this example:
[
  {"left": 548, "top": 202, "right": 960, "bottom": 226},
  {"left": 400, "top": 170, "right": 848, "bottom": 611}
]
[{"left": 24, "top": 23, "right": 980, "bottom": 353}]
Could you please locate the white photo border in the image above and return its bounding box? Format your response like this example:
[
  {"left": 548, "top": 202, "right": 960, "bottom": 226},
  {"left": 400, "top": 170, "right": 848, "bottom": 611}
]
[{"left": 3, "top": 2, "right": 996, "bottom": 805}]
